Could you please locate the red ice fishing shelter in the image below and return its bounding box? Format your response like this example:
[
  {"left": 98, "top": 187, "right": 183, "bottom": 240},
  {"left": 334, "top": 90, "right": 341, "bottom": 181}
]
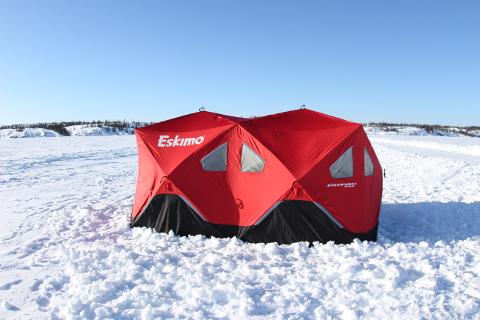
[{"left": 131, "top": 109, "right": 382, "bottom": 244}]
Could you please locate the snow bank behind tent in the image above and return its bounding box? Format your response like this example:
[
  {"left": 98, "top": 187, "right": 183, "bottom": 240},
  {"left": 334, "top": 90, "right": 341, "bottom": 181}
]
[
  {"left": 364, "top": 125, "right": 480, "bottom": 137},
  {"left": 65, "top": 125, "right": 134, "bottom": 136},
  {"left": 0, "top": 125, "right": 136, "bottom": 138},
  {"left": 0, "top": 128, "right": 61, "bottom": 139}
]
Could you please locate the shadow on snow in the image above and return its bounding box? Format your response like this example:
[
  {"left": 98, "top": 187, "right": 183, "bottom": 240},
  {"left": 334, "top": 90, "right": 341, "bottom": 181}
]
[{"left": 378, "top": 201, "right": 480, "bottom": 244}]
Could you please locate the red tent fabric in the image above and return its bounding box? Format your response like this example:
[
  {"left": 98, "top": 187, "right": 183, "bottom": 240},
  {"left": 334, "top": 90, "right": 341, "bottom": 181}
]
[{"left": 131, "top": 109, "right": 382, "bottom": 244}]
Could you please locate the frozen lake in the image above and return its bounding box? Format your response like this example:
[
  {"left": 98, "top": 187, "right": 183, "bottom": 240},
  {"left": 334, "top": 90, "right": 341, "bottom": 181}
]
[{"left": 0, "top": 134, "right": 479, "bottom": 319}]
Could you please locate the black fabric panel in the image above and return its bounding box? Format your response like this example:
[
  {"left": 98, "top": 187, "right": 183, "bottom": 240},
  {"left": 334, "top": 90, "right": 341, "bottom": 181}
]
[
  {"left": 130, "top": 194, "right": 234, "bottom": 238},
  {"left": 352, "top": 224, "right": 378, "bottom": 242},
  {"left": 131, "top": 194, "right": 378, "bottom": 244},
  {"left": 239, "top": 201, "right": 354, "bottom": 244}
]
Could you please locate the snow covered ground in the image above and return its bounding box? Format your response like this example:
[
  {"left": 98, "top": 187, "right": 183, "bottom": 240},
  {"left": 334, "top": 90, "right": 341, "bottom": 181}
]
[
  {"left": 0, "top": 125, "right": 134, "bottom": 138},
  {"left": 0, "top": 128, "right": 61, "bottom": 139},
  {"left": 0, "top": 134, "right": 479, "bottom": 319},
  {"left": 65, "top": 125, "right": 134, "bottom": 136},
  {"left": 364, "top": 125, "right": 480, "bottom": 138}
]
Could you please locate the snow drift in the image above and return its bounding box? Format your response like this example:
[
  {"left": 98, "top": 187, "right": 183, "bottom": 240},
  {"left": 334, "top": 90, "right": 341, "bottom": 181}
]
[
  {"left": 65, "top": 125, "right": 134, "bottom": 136},
  {"left": 0, "top": 124, "right": 136, "bottom": 138},
  {"left": 0, "top": 128, "right": 61, "bottom": 139}
]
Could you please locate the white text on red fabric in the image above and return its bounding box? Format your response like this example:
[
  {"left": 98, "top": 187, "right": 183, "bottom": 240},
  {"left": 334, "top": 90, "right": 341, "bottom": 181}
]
[{"left": 158, "top": 135, "right": 205, "bottom": 147}]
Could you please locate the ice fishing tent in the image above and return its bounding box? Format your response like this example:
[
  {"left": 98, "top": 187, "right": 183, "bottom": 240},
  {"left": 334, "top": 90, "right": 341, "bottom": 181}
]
[{"left": 131, "top": 109, "right": 382, "bottom": 244}]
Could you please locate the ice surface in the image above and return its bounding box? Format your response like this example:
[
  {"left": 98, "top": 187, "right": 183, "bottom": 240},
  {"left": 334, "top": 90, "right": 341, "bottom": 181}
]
[{"left": 0, "top": 134, "right": 479, "bottom": 319}]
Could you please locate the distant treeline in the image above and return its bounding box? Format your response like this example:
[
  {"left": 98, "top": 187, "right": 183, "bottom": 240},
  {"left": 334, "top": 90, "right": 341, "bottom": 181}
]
[
  {"left": 0, "top": 120, "right": 152, "bottom": 136},
  {"left": 366, "top": 122, "right": 480, "bottom": 137},
  {"left": 2, "top": 120, "right": 479, "bottom": 137}
]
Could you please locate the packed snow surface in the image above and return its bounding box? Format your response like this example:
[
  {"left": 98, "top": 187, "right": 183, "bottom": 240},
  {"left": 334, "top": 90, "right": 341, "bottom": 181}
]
[{"left": 0, "top": 134, "right": 479, "bottom": 319}]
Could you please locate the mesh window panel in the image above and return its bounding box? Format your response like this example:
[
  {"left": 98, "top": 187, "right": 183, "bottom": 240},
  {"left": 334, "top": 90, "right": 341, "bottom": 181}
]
[
  {"left": 364, "top": 148, "right": 374, "bottom": 176},
  {"left": 329, "top": 146, "right": 353, "bottom": 178},
  {"left": 201, "top": 143, "right": 228, "bottom": 171},
  {"left": 241, "top": 144, "right": 265, "bottom": 172}
]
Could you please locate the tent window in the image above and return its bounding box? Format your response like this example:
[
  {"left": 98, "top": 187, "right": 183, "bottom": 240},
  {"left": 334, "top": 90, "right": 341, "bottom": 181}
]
[
  {"left": 241, "top": 144, "right": 265, "bottom": 172},
  {"left": 329, "top": 146, "right": 353, "bottom": 178},
  {"left": 364, "top": 149, "right": 374, "bottom": 176},
  {"left": 201, "top": 143, "right": 228, "bottom": 171}
]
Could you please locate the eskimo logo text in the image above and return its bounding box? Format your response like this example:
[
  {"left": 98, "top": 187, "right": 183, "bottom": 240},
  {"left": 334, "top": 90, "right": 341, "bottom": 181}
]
[{"left": 158, "top": 135, "right": 205, "bottom": 147}]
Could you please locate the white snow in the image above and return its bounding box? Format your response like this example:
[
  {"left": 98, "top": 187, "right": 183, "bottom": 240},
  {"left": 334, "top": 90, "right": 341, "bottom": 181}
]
[
  {"left": 0, "top": 128, "right": 61, "bottom": 139},
  {"left": 364, "top": 125, "right": 480, "bottom": 138},
  {"left": 65, "top": 125, "right": 134, "bottom": 136},
  {"left": 365, "top": 126, "right": 433, "bottom": 136},
  {"left": 0, "top": 134, "right": 479, "bottom": 319},
  {"left": 0, "top": 125, "right": 134, "bottom": 139}
]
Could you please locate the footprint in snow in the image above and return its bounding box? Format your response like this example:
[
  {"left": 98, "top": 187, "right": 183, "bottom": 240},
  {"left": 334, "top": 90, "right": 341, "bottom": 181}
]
[
  {"left": 30, "top": 279, "right": 43, "bottom": 291},
  {"left": 0, "top": 279, "right": 22, "bottom": 290},
  {"left": 2, "top": 300, "right": 20, "bottom": 311}
]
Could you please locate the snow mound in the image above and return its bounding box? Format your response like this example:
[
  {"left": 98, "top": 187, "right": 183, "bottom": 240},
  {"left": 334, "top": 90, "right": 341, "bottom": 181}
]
[
  {"left": 65, "top": 125, "right": 134, "bottom": 136},
  {"left": 0, "top": 128, "right": 61, "bottom": 138},
  {"left": 0, "top": 134, "right": 479, "bottom": 319},
  {"left": 0, "top": 124, "right": 137, "bottom": 139},
  {"left": 364, "top": 125, "right": 479, "bottom": 137}
]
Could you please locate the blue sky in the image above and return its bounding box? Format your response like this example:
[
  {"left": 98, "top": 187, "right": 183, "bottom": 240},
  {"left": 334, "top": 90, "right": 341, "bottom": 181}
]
[{"left": 1, "top": 1, "right": 479, "bottom": 125}]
